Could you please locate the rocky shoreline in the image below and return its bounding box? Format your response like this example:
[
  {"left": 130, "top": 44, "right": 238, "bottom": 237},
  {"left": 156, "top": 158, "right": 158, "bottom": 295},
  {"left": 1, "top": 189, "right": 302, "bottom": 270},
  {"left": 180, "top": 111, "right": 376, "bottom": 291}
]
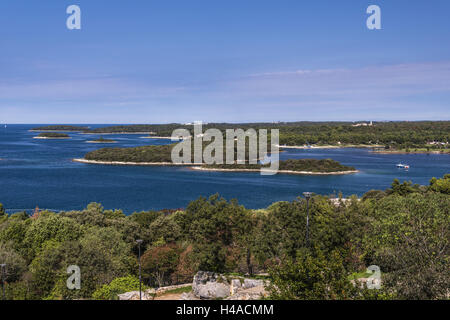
[
  {"left": 140, "top": 136, "right": 183, "bottom": 140},
  {"left": 190, "top": 166, "right": 359, "bottom": 175},
  {"left": 33, "top": 136, "right": 70, "bottom": 140},
  {"left": 72, "top": 158, "right": 202, "bottom": 166},
  {"left": 72, "top": 159, "right": 358, "bottom": 174},
  {"left": 80, "top": 132, "right": 156, "bottom": 135},
  {"left": 372, "top": 150, "right": 449, "bottom": 155},
  {"left": 278, "top": 144, "right": 384, "bottom": 149},
  {"left": 85, "top": 141, "right": 117, "bottom": 144}
]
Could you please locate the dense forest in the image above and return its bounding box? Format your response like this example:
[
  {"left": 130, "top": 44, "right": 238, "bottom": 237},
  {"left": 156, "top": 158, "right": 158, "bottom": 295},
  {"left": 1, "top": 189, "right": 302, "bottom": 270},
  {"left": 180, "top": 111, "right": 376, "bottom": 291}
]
[
  {"left": 204, "top": 159, "right": 355, "bottom": 173},
  {"left": 0, "top": 174, "right": 448, "bottom": 300},
  {"left": 88, "top": 137, "right": 117, "bottom": 143},
  {"left": 36, "top": 133, "right": 70, "bottom": 138},
  {"left": 84, "top": 145, "right": 354, "bottom": 173},
  {"left": 85, "top": 145, "right": 174, "bottom": 162},
  {"left": 31, "top": 125, "right": 88, "bottom": 131},
  {"left": 32, "top": 121, "right": 450, "bottom": 149}
]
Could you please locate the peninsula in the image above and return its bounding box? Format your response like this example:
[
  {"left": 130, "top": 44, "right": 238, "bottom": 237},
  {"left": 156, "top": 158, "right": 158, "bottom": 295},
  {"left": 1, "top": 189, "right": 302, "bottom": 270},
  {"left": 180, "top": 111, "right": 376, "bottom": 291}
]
[
  {"left": 30, "top": 125, "right": 88, "bottom": 132},
  {"left": 30, "top": 121, "right": 450, "bottom": 154}
]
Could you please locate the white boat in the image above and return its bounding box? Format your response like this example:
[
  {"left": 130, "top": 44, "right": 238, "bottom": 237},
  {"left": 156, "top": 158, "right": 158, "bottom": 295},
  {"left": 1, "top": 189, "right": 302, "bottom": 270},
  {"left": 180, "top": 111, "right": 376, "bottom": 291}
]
[{"left": 396, "top": 163, "right": 410, "bottom": 169}]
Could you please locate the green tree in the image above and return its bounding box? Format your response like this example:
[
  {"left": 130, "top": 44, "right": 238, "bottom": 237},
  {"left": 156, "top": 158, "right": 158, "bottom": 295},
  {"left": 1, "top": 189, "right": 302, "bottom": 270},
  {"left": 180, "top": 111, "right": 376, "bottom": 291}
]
[
  {"left": 142, "top": 244, "right": 180, "bottom": 287},
  {"left": 23, "top": 214, "right": 83, "bottom": 260},
  {"left": 148, "top": 215, "right": 181, "bottom": 244},
  {"left": 181, "top": 195, "right": 245, "bottom": 272},
  {"left": 429, "top": 174, "right": 450, "bottom": 194},
  {"left": 0, "top": 242, "right": 27, "bottom": 283},
  {"left": 267, "top": 247, "right": 358, "bottom": 300},
  {"left": 29, "top": 240, "right": 63, "bottom": 299},
  {"left": 366, "top": 192, "right": 449, "bottom": 299},
  {"left": 387, "top": 179, "right": 419, "bottom": 196},
  {"left": 92, "top": 275, "right": 141, "bottom": 300}
]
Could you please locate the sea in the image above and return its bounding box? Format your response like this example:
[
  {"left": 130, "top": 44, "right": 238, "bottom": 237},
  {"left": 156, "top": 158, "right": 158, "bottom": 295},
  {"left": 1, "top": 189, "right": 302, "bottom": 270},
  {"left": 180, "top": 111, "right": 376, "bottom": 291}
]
[{"left": 1, "top": 124, "right": 448, "bottom": 214}]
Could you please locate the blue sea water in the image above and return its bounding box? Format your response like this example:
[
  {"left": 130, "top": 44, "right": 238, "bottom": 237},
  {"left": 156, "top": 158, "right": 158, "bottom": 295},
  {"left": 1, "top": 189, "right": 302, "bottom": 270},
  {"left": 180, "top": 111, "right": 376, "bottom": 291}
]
[{"left": 0, "top": 125, "right": 449, "bottom": 214}]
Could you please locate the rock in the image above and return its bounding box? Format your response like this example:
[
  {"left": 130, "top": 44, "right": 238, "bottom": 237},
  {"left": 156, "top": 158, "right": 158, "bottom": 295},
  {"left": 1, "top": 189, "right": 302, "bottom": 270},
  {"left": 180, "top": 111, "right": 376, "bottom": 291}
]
[
  {"left": 192, "top": 271, "right": 231, "bottom": 299},
  {"left": 117, "top": 291, "right": 153, "bottom": 300},
  {"left": 155, "top": 283, "right": 191, "bottom": 294},
  {"left": 179, "top": 292, "right": 199, "bottom": 300},
  {"left": 230, "top": 279, "right": 242, "bottom": 295},
  {"left": 225, "top": 286, "right": 268, "bottom": 300},
  {"left": 192, "top": 271, "right": 270, "bottom": 300},
  {"left": 242, "top": 279, "right": 265, "bottom": 290}
]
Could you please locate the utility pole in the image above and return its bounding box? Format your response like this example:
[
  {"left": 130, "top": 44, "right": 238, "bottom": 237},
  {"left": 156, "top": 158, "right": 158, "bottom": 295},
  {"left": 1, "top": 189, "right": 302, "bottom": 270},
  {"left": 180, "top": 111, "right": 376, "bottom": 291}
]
[
  {"left": 0, "top": 264, "right": 6, "bottom": 300},
  {"left": 303, "top": 192, "right": 313, "bottom": 248},
  {"left": 136, "top": 240, "right": 143, "bottom": 300}
]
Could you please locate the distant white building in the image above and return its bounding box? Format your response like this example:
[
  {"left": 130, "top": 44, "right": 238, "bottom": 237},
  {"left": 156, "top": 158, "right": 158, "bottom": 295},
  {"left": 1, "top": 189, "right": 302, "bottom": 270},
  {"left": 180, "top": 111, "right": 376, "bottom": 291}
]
[{"left": 352, "top": 121, "right": 373, "bottom": 127}]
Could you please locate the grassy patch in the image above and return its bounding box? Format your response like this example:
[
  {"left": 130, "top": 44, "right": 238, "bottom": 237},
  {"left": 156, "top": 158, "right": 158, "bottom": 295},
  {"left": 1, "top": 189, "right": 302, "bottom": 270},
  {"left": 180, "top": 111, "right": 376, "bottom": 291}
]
[
  {"left": 348, "top": 271, "right": 372, "bottom": 280},
  {"left": 162, "top": 285, "right": 192, "bottom": 295}
]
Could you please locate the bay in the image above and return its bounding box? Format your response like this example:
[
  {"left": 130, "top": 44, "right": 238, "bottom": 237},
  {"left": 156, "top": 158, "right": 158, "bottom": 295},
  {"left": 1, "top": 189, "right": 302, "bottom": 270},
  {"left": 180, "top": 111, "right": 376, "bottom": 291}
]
[{"left": 1, "top": 124, "right": 448, "bottom": 214}]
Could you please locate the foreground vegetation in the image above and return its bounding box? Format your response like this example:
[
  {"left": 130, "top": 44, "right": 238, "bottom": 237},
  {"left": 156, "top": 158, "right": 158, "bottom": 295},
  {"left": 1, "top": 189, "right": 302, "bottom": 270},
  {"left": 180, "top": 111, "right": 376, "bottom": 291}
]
[{"left": 0, "top": 174, "right": 448, "bottom": 300}]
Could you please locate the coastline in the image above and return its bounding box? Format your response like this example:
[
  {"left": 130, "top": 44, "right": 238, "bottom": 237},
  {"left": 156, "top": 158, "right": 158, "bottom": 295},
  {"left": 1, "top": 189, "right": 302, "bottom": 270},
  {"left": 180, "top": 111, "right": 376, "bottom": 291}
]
[
  {"left": 86, "top": 141, "right": 117, "bottom": 144},
  {"left": 72, "top": 159, "right": 358, "bottom": 175},
  {"left": 80, "top": 132, "right": 156, "bottom": 135},
  {"left": 72, "top": 158, "right": 202, "bottom": 166},
  {"left": 371, "top": 150, "right": 450, "bottom": 155},
  {"left": 33, "top": 136, "right": 70, "bottom": 140},
  {"left": 29, "top": 130, "right": 83, "bottom": 133},
  {"left": 278, "top": 144, "right": 384, "bottom": 149},
  {"left": 190, "top": 166, "right": 359, "bottom": 175},
  {"left": 140, "top": 136, "right": 184, "bottom": 140}
]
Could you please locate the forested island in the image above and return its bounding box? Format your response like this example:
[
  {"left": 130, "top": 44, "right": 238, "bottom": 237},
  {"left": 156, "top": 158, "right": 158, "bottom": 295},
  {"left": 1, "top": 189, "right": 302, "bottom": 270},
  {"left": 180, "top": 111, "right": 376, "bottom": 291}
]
[
  {"left": 33, "top": 132, "right": 70, "bottom": 139},
  {"left": 76, "top": 145, "right": 356, "bottom": 174},
  {"left": 197, "top": 159, "right": 357, "bottom": 174},
  {"left": 83, "top": 145, "right": 173, "bottom": 163},
  {"left": 0, "top": 174, "right": 448, "bottom": 300},
  {"left": 30, "top": 125, "right": 88, "bottom": 132},
  {"left": 86, "top": 137, "right": 117, "bottom": 144}
]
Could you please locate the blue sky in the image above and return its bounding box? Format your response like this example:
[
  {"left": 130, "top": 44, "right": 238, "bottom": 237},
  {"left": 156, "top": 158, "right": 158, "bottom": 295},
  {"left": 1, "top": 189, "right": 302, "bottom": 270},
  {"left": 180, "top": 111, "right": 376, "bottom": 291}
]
[{"left": 0, "top": 0, "right": 449, "bottom": 123}]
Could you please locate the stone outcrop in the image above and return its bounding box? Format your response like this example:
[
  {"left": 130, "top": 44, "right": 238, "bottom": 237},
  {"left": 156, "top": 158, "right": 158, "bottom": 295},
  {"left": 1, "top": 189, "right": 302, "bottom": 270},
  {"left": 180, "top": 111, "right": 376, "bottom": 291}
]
[
  {"left": 192, "top": 271, "right": 231, "bottom": 299},
  {"left": 118, "top": 272, "right": 269, "bottom": 300},
  {"left": 117, "top": 290, "right": 154, "bottom": 300},
  {"left": 155, "top": 283, "right": 191, "bottom": 294},
  {"left": 225, "top": 286, "right": 268, "bottom": 300},
  {"left": 192, "top": 271, "right": 269, "bottom": 300},
  {"left": 117, "top": 284, "right": 191, "bottom": 300},
  {"left": 180, "top": 292, "right": 200, "bottom": 300}
]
